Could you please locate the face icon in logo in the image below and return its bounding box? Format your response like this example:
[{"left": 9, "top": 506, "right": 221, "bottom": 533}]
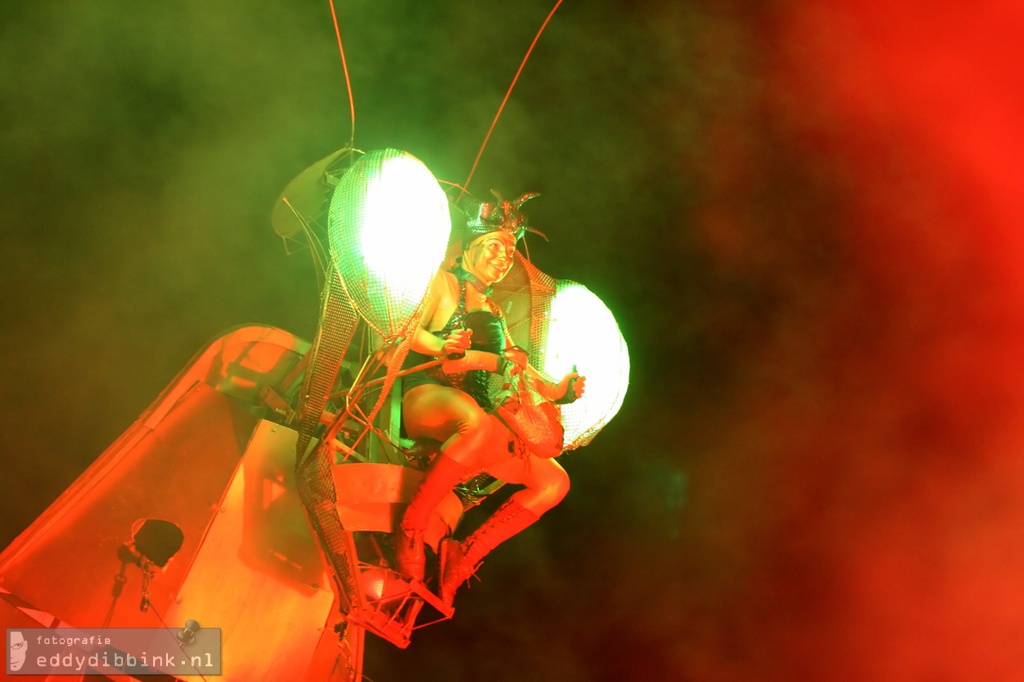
[{"left": 9, "top": 631, "right": 27, "bottom": 672}]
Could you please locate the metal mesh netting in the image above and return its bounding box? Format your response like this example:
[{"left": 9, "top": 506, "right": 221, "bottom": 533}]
[
  {"left": 294, "top": 264, "right": 362, "bottom": 612},
  {"left": 489, "top": 369, "right": 565, "bottom": 459},
  {"left": 327, "top": 148, "right": 451, "bottom": 341},
  {"left": 515, "top": 254, "right": 557, "bottom": 367},
  {"left": 295, "top": 265, "right": 359, "bottom": 464}
]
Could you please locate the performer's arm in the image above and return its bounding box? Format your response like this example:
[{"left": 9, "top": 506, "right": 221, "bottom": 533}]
[
  {"left": 500, "top": 330, "right": 586, "bottom": 403},
  {"left": 409, "top": 271, "right": 472, "bottom": 357},
  {"left": 441, "top": 350, "right": 504, "bottom": 374}
]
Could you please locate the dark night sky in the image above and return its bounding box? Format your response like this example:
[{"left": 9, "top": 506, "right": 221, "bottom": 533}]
[{"left": 3, "top": 1, "right": 1024, "bottom": 680}]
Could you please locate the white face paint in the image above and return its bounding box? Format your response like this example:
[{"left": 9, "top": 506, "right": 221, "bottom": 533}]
[{"left": 463, "top": 232, "right": 516, "bottom": 286}]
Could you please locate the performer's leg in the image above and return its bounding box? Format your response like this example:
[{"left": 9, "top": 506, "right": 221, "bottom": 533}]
[
  {"left": 441, "top": 456, "right": 570, "bottom": 602},
  {"left": 487, "top": 455, "right": 571, "bottom": 516},
  {"left": 396, "top": 386, "right": 506, "bottom": 580}
]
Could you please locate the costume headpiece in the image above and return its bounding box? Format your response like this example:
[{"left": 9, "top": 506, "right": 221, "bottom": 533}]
[{"left": 464, "top": 190, "right": 545, "bottom": 243}]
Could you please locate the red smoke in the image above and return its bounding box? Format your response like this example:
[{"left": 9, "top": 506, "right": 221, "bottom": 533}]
[{"left": 751, "top": 2, "right": 1024, "bottom": 679}]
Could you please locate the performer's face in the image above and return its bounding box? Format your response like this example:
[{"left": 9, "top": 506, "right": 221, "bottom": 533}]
[{"left": 464, "top": 232, "right": 516, "bottom": 286}]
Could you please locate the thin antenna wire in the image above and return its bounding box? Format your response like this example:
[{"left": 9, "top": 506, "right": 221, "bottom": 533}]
[
  {"left": 459, "top": 0, "right": 563, "bottom": 202},
  {"left": 328, "top": 0, "right": 356, "bottom": 148}
]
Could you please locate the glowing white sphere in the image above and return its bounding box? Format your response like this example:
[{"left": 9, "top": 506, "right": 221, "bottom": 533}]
[
  {"left": 542, "top": 280, "right": 629, "bottom": 449},
  {"left": 328, "top": 149, "right": 451, "bottom": 339}
]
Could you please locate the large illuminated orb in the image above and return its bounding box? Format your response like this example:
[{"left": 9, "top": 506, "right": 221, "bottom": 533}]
[
  {"left": 327, "top": 149, "right": 451, "bottom": 339},
  {"left": 541, "top": 280, "right": 630, "bottom": 449}
]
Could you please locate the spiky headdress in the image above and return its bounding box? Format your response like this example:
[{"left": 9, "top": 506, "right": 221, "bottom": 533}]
[{"left": 464, "top": 190, "right": 545, "bottom": 243}]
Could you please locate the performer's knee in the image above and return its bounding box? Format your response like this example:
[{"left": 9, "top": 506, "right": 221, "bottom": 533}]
[
  {"left": 530, "top": 460, "right": 570, "bottom": 510},
  {"left": 548, "top": 464, "right": 570, "bottom": 505}
]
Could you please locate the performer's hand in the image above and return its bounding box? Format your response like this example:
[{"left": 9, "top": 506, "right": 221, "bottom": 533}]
[
  {"left": 443, "top": 328, "right": 472, "bottom": 359},
  {"left": 501, "top": 346, "right": 529, "bottom": 375},
  {"left": 553, "top": 371, "right": 586, "bottom": 404}
]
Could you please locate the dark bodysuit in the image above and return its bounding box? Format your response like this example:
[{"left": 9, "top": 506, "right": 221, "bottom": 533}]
[{"left": 402, "top": 274, "right": 507, "bottom": 409}]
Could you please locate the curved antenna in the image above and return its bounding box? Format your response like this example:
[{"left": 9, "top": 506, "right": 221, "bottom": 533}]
[
  {"left": 328, "top": 0, "right": 356, "bottom": 148},
  {"left": 458, "top": 0, "right": 563, "bottom": 201}
]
